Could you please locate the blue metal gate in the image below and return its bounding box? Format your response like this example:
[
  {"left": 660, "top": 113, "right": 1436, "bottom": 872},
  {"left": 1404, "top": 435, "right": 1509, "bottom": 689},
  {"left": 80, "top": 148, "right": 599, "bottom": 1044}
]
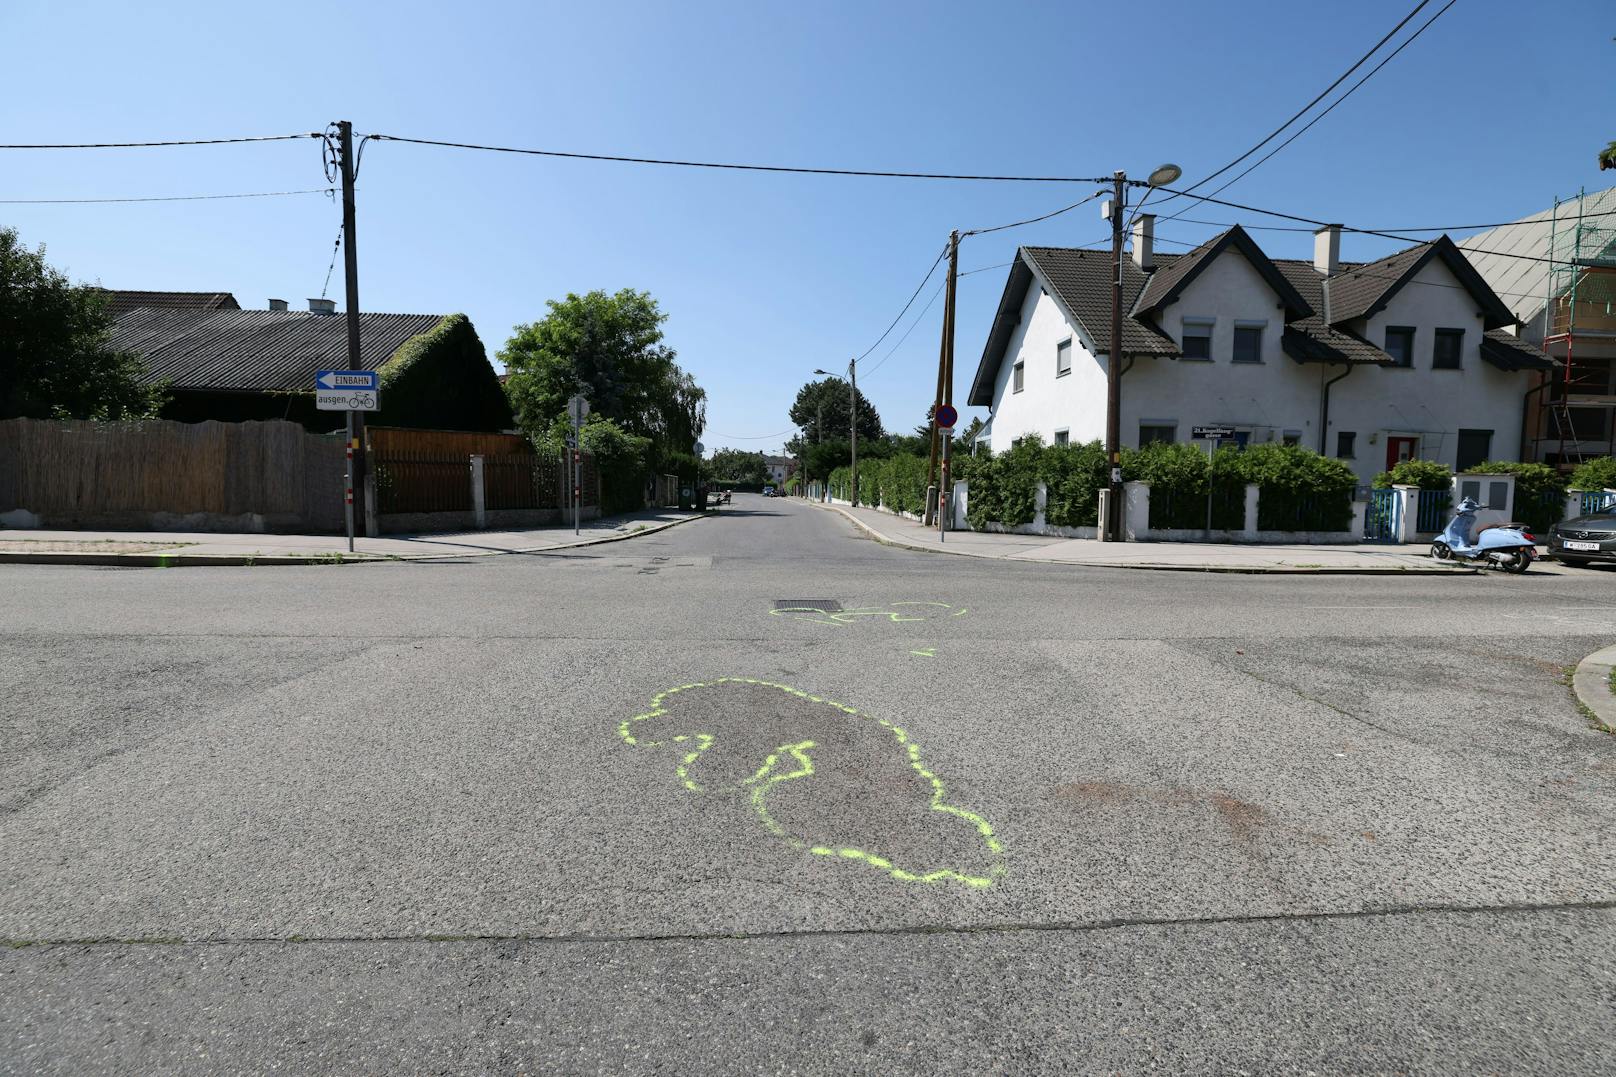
[
  {"left": 1580, "top": 490, "right": 1616, "bottom": 516},
  {"left": 1415, "top": 489, "right": 1451, "bottom": 533},
  {"left": 1364, "top": 488, "right": 1402, "bottom": 543}
]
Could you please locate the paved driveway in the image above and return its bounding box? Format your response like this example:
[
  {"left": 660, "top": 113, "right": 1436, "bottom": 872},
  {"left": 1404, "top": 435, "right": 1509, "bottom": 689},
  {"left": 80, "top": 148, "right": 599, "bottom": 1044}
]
[{"left": 4, "top": 494, "right": 1614, "bottom": 1073}]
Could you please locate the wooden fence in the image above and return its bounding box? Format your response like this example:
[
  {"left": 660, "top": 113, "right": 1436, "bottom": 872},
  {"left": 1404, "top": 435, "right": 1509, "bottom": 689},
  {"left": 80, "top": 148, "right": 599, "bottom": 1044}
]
[
  {"left": 366, "top": 426, "right": 596, "bottom": 515},
  {"left": 0, "top": 418, "right": 346, "bottom": 532}
]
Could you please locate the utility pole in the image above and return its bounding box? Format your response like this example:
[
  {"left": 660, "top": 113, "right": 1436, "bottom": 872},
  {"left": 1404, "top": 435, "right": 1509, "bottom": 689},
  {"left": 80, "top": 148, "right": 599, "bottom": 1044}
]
[
  {"left": 1105, "top": 170, "right": 1126, "bottom": 542},
  {"left": 848, "top": 358, "right": 859, "bottom": 506},
  {"left": 337, "top": 120, "right": 366, "bottom": 537},
  {"left": 925, "top": 230, "right": 960, "bottom": 525}
]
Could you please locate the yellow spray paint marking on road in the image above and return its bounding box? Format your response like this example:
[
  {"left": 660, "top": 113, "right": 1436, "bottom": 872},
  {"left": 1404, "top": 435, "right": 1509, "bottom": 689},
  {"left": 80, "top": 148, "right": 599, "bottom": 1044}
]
[
  {"left": 618, "top": 678, "right": 1006, "bottom": 889},
  {"left": 770, "top": 601, "right": 968, "bottom": 628},
  {"left": 910, "top": 647, "right": 936, "bottom": 658}
]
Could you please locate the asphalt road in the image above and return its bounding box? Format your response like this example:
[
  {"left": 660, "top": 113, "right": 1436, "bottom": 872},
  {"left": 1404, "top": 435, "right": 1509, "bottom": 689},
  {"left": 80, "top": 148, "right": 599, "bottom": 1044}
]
[{"left": 4, "top": 493, "right": 1615, "bottom": 1074}]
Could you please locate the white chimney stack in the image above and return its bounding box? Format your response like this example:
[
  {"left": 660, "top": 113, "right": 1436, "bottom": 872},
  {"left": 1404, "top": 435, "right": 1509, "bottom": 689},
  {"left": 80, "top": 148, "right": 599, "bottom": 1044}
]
[
  {"left": 1132, "top": 214, "right": 1155, "bottom": 270},
  {"left": 307, "top": 298, "right": 336, "bottom": 315},
  {"left": 268, "top": 298, "right": 287, "bottom": 312},
  {"left": 1314, "top": 224, "right": 1341, "bottom": 276}
]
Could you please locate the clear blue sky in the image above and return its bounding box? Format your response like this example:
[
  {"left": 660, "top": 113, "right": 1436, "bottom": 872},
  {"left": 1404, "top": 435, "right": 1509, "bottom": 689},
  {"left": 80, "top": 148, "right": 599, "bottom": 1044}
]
[{"left": 4, "top": 0, "right": 1611, "bottom": 455}]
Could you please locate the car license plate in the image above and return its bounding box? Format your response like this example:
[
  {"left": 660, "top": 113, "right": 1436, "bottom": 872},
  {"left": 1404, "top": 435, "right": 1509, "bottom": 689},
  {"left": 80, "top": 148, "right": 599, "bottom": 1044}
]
[{"left": 1564, "top": 540, "right": 1601, "bottom": 551}]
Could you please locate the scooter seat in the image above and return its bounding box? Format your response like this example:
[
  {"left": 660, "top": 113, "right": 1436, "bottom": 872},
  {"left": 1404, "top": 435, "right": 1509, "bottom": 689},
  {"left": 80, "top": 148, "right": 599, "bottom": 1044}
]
[{"left": 1476, "top": 522, "right": 1527, "bottom": 534}]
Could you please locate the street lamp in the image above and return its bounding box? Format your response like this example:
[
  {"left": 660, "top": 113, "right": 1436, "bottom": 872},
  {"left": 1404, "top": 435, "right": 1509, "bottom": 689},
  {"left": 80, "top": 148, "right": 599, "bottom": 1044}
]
[
  {"left": 814, "top": 361, "right": 858, "bottom": 506},
  {"left": 1103, "top": 162, "right": 1181, "bottom": 541}
]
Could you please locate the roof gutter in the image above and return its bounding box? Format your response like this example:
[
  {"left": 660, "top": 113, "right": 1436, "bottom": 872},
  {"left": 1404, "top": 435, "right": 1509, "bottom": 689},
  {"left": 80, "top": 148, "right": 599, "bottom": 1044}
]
[{"left": 1318, "top": 362, "right": 1352, "bottom": 454}]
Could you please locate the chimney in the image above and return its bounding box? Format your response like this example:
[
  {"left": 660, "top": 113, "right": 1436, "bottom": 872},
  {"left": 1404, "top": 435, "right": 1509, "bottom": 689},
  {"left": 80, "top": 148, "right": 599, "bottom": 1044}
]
[
  {"left": 1132, "top": 214, "right": 1155, "bottom": 270},
  {"left": 307, "top": 298, "right": 336, "bottom": 315},
  {"left": 268, "top": 298, "right": 288, "bottom": 312},
  {"left": 1313, "top": 224, "right": 1341, "bottom": 276}
]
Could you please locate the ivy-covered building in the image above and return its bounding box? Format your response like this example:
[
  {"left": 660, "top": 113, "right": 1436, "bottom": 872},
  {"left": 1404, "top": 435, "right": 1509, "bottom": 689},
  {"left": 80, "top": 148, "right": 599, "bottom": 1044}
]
[{"left": 106, "top": 292, "right": 513, "bottom": 432}]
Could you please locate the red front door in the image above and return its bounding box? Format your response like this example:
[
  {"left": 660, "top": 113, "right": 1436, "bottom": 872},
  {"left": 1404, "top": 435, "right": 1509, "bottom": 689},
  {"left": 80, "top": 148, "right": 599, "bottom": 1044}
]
[{"left": 1386, "top": 436, "right": 1418, "bottom": 472}]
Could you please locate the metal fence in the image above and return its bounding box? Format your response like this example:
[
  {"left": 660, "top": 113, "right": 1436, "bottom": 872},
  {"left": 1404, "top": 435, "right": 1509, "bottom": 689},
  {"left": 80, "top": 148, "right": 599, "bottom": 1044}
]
[
  {"left": 1581, "top": 490, "right": 1616, "bottom": 516},
  {"left": 1364, "top": 488, "right": 1402, "bottom": 542},
  {"left": 1416, "top": 489, "right": 1451, "bottom": 533},
  {"left": 1148, "top": 483, "right": 1245, "bottom": 531}
]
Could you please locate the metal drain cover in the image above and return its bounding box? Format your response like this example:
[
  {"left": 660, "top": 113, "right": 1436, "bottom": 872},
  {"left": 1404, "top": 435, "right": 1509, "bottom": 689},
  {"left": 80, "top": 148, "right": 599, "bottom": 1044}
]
[{"left": 774, "top": 598, "right": 843, "bottom": 612}]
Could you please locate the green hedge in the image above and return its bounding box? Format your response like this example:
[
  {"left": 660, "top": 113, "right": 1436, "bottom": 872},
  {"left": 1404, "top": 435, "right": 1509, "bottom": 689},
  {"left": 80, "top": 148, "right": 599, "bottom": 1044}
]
[
  {"left": 1373, "top": 459, "right": 1452, "bottom": 490},
  {"left": 1570, "top": 457, "right": 1616, "bottom": 491}
]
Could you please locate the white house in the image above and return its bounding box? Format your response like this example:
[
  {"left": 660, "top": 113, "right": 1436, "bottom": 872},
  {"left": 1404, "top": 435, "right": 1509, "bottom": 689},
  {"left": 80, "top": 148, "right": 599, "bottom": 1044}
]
[{"left": 967, "top": 219, "right": 1554, "bottom": 485}]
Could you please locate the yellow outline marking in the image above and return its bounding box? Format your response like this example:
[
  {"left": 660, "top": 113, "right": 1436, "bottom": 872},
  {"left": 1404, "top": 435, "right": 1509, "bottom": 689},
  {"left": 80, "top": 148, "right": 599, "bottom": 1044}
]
[{"left": 618, "top": 678, "right": 1006, "bottom": 889}]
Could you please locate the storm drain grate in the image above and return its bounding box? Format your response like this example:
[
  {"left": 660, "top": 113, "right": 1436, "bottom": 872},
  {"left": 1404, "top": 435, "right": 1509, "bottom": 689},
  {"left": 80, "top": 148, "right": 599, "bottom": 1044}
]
[{"left": 773, "top": 598, "right": 843, "bottom": 612}]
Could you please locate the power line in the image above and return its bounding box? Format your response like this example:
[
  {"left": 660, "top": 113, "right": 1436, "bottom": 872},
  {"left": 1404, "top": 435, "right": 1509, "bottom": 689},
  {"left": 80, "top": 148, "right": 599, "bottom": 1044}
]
[
  {"left": 1156, "top": 209, "right": 1616, "bottom": 235},
  {"left": 1148, "top": 185, "right": 1563, "bottom": 265},
  {"left": 0, "top": 133, "right": 321, "bottom": 149},
  {"left": 0, "top": 187, "right": 335, "bottom": 205},
  {"left": 319, "top": 223, "right": 344, "bottom": 300},
  {"left": 1158, "top": 0, "right": 1458, "bottom": 224},
  {"left": 366, "top": 133, "right": 1110, "bottom": 184},
  {"left": 709, "top": 429, "right": 794, "bottom": 441},
  {"left": 963, "top": 191, "right": 1106, "bottom": 237},
  {"left": 851, "top": 245, "right": 950, "bottom": 367},
  {"left": 864, "top": 281, "right": 946, "bottom": 378},
  {"left": 1153, "top": 0, "right": 1433, "bottom": 209}
]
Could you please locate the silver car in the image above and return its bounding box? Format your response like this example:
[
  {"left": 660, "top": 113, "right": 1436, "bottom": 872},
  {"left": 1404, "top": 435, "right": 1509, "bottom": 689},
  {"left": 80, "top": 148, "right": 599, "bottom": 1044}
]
[{"left": 1547, "top": 511, "right": 1616, "bottom": 567}]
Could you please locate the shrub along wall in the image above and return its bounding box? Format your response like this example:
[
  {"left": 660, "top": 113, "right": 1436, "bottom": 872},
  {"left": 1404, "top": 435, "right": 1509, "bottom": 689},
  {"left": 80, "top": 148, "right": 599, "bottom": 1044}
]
[{"left": 1570, "top": 456, "right": 1616, "bottom": 492}]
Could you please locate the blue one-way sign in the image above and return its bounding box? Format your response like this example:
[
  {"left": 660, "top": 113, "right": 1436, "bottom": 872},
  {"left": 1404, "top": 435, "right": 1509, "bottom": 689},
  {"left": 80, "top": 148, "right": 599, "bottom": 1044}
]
[{"left": 317, "top": 370, "right": 378, "bottom": 390}]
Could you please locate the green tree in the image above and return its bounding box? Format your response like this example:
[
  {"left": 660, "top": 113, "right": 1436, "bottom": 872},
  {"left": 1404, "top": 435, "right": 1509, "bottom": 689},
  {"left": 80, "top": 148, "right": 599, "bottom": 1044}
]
[
  {"left": 500, "top": 288, "right": 705, "bottom": 465},
  {"left": 0, "top": 227, "right": 166, "bottom": 421},
  {"left": 707, "top": 448, "right": 770, "bottom": 484},
  {"left": 787, "top": 378, "right": 884, "bottom": 445}
]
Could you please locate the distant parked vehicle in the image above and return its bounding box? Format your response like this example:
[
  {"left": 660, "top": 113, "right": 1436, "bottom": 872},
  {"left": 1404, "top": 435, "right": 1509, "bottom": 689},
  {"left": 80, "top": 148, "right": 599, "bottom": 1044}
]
[
  {"left": 763, "top": 485, "right": 776, "bottom": 497},
  {"left": 1547, "top": 507, "right": 1616, "bottom": 567}
]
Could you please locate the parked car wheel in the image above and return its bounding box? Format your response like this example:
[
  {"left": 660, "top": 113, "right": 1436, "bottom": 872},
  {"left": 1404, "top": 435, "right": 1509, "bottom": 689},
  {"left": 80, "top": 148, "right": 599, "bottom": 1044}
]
[{"left": 1558, "top": 555, "right": 1593, "bottom": 568}]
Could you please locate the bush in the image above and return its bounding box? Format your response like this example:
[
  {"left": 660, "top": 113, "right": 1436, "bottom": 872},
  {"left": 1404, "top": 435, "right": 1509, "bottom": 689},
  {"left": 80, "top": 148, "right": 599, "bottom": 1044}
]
[
  {"left": 1234, "top": 443, "right": 1356, "bottom": 531},
  {"left": 1373, "top": 458, "right": 1452, "bottom": 490},
  {"left": 1039, "top": 441, "right": 1107, "bottom": 528},
  {"left": 965, "top": 436, "right": 1042, "bottom": 528},
  {"left": 1128, "top": 442, "right": 1244, "bottom": 530},
  {"left": 1470, "top": 460, "right": 1565, "bottom": 532},
  {"left": 1570, "top": 456, "right": 1616, "bottom": 492}
]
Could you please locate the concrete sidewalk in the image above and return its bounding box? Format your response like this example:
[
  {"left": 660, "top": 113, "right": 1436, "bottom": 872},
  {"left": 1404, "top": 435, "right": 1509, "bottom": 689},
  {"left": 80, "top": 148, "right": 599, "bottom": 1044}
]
[
  {"left": 824, "top": 502, "right": 1488, "bottom": 574},
  {"left": 0, "top": 508, "right": 701, "bottom": 566}
]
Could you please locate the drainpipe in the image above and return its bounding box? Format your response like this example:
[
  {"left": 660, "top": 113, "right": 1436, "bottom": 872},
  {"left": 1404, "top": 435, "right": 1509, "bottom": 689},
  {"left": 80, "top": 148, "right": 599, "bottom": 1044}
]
[
  {"left": 1520, "top": 375, "right": 1549, "bottom": 466},
  {"left": 1318, "top": 362, "right": 1352, "bottom": 454}
]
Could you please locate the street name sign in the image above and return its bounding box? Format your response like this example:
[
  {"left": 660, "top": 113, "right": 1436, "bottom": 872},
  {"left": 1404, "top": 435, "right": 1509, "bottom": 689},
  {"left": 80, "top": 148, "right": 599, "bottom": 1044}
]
[
  {"left": 1191, "top": 425, "right": 1235, "bottom": 440},
  {"left": 315, "top": 370, "right": 379, "bottom": 411}
]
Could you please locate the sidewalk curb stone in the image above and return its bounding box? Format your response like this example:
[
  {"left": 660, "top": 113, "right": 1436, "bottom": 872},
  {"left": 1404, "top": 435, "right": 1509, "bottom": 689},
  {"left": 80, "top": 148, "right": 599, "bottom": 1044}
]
[
  {"left": 818, "top": 503, "right": 1477, "bottom": 576},
  {"left": 1571, "top": 643, "right": 1616, "bottom": 733},
  {"left": 0, "top": 512, "right": 703, "bottom": 568}
]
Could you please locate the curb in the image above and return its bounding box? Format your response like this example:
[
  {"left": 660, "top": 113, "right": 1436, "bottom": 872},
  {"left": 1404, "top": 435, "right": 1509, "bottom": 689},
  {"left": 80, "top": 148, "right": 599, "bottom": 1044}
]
[
  {"left": 819, "top": 503, "right": 1478, "bottom": 576},
  {"left": 1571, "top": 644, "right": 1616, "bottom": 733},
  {"left": 0, "top": 512, "right": 705, "bottom": 568}
]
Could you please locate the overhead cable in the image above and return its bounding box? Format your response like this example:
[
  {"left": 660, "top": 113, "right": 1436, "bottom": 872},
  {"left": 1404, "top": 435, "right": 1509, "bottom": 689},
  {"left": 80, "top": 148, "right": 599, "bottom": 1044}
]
[
  {"left": 1155, "top": 0, "right": 1458, "bottom": 225},
  {"left": 0, "top": 188, "right": 336, "bottom": 205},
  {"left": 366, "top": 134, "right": 1110, "bottom": 184},
  {"left": 0, "top": 133, "right": 321, "bottom": 149},
  {"left": 1152, "top": 0, "right": 1432, "bottom": 208}
]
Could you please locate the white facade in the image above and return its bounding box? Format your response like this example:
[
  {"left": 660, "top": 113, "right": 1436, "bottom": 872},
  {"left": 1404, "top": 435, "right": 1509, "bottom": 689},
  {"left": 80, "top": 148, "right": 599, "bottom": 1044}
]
[{"left": 977, "top": 241, "right": 1535, "bottom": 485}]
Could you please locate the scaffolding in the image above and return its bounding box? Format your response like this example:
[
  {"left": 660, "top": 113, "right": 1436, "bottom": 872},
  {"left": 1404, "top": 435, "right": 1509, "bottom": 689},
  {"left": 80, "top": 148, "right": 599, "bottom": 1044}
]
[{"left": 1543, "top": 188, "right": 1616, "bottom": 466}]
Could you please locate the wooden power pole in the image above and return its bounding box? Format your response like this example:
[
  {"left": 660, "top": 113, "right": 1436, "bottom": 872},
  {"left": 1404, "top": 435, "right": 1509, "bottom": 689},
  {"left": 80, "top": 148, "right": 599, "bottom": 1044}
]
[{"left": 925, "top": 230, "right": 960, "bottom": 524}]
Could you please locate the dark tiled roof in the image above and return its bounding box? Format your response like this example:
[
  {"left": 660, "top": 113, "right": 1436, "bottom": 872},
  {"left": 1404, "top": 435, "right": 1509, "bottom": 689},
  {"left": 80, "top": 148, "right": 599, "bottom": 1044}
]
[
  {"left": 967, "top": 246, "right": 1179, "bottom": 406},
  {"left": 1480, "top": 329, "right": 1556, "bottom": 372},
  {"left": 111, "top": 308, "right": 445, "bottom": 391},
  {"left": 1271, "top": 260, "right": 1391, "bottom": 365},
  {"left": 1134, "top": 226, "right": 1312, "bottom": 320},
  {"left": 1020, "top": 246, "right": 1181, "bottom": 357},
  {"left": 100, "top": 290, "right": 240, "bottom": 316},
  {"left": 1326, "top": 236, "right": 1516, "bottom": 329}
]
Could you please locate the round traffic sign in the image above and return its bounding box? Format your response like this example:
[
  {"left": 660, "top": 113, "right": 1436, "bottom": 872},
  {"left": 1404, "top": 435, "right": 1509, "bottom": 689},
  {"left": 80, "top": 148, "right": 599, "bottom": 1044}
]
[{"left": 935, "top": 404, "right": 958, "bottom": 429}]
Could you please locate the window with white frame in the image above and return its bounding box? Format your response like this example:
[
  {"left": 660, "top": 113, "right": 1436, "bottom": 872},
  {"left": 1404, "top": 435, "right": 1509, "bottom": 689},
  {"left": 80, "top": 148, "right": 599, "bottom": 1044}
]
[
  {"left": 1056, "top": 338, "right": 1072, "bottom": 377},
  {"left": 1054, "top": 429, "right": 1069, "bottom": 446},
  {"left": 1181, "top": 319, "right": 1212, "bottom": 360},
  {"left": 1012, "top": 360, "right": 1025, "bottom": 393}
]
